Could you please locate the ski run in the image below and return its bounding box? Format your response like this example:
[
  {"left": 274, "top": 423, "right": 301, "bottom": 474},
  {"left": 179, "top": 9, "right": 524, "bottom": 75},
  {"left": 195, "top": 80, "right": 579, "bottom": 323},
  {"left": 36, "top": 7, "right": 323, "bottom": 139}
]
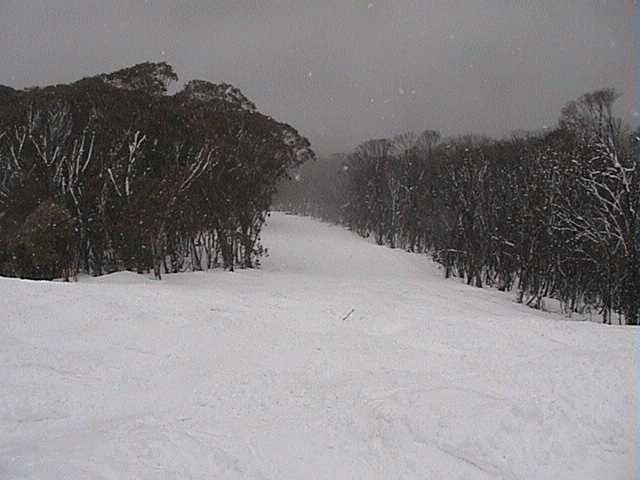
[{"left": 1, "top": 212, "right": 637, "bottom": 479}]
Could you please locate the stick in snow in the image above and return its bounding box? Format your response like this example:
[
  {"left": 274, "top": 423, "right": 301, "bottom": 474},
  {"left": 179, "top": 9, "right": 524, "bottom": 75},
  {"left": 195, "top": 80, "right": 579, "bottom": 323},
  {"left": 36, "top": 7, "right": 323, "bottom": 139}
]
[{"left": 342, "top": 309, "right": 355, "bottom": 321}]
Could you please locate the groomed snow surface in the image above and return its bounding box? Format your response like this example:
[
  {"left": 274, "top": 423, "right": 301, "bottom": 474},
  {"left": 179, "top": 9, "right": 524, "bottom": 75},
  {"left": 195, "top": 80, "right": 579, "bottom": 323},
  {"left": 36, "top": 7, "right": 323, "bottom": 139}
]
[{"left": 1, "top": 213, "right": 637, "bottom": 479}]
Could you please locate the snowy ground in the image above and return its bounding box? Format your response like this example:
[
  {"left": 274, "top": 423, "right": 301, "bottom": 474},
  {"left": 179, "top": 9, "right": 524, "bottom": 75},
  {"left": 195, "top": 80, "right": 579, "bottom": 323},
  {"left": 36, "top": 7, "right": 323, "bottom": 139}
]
[{"left": 1, "top": 212, "right": 637, "bottom": 479}]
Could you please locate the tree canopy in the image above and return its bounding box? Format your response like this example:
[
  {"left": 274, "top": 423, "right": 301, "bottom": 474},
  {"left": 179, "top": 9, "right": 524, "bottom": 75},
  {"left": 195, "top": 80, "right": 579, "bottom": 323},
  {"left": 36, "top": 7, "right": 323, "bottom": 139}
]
[{"left": 0, "top": 62, "right": 314, "bottom": 279}]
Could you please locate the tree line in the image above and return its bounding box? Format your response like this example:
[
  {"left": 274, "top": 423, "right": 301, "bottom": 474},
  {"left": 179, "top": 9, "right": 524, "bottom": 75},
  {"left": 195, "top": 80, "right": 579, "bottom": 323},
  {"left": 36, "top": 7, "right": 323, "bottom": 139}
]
[
  {"left": 276, "top": 89, "right": 639, "bottom": 325},
  {"left": 0, "top": 62, "right": 313, "bottom": 280}
]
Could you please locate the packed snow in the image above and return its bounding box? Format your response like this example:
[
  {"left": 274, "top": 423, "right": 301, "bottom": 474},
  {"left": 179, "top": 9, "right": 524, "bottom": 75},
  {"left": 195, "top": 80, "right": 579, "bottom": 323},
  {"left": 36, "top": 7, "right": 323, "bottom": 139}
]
[{"left": 1, "top": 213, "right": 637, "bottom": 479}]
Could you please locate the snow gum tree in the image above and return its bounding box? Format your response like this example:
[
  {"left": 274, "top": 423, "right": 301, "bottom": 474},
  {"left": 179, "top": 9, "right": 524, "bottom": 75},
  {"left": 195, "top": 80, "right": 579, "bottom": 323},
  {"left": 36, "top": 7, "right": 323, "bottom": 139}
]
[
  {"left": 0, "top": 62, "right": 314, "bottom": 280},
  {"left": 276, "top": 89, "right": 638, "bottom": 325}
]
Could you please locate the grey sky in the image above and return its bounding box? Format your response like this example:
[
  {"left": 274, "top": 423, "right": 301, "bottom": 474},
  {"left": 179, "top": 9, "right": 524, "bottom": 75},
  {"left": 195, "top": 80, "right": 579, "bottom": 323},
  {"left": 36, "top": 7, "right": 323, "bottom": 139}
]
[{"left": 0, "top": 0, "right": 635, "bottom": 154}]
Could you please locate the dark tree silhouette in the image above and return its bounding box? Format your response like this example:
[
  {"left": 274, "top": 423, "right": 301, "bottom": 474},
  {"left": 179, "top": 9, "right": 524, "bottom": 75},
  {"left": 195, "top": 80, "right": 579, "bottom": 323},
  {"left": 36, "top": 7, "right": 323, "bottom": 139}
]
[
  {"left": 276, "top": 90, "right": 639, "bottom": 325},
  {"left": 0, "top": 62, "right": 314, "bottom": 280}
]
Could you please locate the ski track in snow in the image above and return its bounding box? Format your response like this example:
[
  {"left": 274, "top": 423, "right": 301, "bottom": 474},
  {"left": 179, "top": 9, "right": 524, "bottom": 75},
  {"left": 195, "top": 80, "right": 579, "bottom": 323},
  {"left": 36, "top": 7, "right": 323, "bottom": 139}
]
[{"left": 0, "top": 212, "right": 637, "bottom": 479}]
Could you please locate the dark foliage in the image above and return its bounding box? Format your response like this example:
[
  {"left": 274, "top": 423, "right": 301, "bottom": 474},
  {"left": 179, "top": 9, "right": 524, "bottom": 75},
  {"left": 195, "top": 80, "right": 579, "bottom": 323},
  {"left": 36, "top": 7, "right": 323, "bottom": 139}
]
[
  {"left": 0, "top": 62, "right": 314, "bottom": 279},
  {"left": 277, "top": 90, "right": 639, "bottom": 325}
]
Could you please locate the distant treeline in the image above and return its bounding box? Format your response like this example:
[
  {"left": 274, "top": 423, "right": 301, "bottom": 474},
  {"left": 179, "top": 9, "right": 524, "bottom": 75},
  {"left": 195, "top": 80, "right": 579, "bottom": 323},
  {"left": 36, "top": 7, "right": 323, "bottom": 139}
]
[
  {"left": 276, "top": 89, "right": 639, "bottom": 325},
  {"left": 0, "top": 62, "right": 313, "bottom": 280}
]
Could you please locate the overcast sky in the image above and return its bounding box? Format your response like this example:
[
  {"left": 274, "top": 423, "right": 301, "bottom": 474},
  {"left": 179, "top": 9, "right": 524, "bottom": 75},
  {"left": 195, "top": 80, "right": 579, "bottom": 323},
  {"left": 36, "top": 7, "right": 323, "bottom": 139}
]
[{"left": 0, "top": 0, "right": 635, "bottom": 154}]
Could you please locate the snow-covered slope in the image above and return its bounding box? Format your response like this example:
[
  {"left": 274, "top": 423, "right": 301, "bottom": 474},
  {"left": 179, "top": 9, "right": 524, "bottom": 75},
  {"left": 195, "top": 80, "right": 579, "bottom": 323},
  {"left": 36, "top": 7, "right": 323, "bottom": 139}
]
[{"left": 1, "top": 213, "right": 637, "bottom": 479}]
